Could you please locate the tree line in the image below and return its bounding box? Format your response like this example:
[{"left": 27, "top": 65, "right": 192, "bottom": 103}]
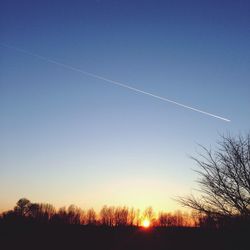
[
  {"left": 0, "top": 198, "right": 198, "bottom": 227},
  {"left": 1, "top": 133, "right": 249, "bottom": 229}
]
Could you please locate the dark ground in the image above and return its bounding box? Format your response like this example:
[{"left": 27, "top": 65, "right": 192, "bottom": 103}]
[{"left": 0, "top": 223, "right": 249, "bottom": 250}]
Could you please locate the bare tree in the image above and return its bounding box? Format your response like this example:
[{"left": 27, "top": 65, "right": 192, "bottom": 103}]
[
  {"left": 179, "top": 134, "right": 250, "bottom": 219},
  {"left": 114, "top": 206, "right": 128, "bottom": 226},
  {"left": 128, "top": 208, "right": 136, "bottom": 226},
  {"left": 143, "top": 206, "right": 155, "bottom": 222},
  {"left": 100, "top": 206, "right": 115, "bottom": 226},
  {"left": 158, "top": 212, "right": 169, "bottom": 227},
  {"left": 28, "top": 203, "right": 55, "bottom": 222},
  {"left": 39, "top": 203, "right": 56, "bottom": 222},
  {"left": 86, "top": 208, "right": 97, "bottom": 225},
  {"left": 67, "top": 205, "right": 83, "bottom": 224},
  {"left": 56, "top": 206, "right": 68, "bottom": 224},
  {"left": 134, "top": 209, "right": 141, "bottom": 226},
  {"left": 157, "top": 211, "right": 189, "bottom": 227}
]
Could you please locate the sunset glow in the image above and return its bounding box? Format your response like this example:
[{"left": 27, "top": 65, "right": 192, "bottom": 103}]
[
  {"left": 142, "top": 219, "right": 150, "bottom": 228},
  {"left": 0, "top": 0, "right": 249, "bottom": 219},
  {"left": 0, "top": 1, "right": 249, "bottom": 249}
]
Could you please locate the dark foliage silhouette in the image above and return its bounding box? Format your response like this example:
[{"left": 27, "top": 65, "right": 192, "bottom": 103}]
[
  {"left": 1, "top": 199, "right": 195, "bottom": 227},
  {"left": 1, "top": 197, "right": 249, "bottom": 249},
  {"left": 14, "top": 198, "right": 31, "bottom": 216}
]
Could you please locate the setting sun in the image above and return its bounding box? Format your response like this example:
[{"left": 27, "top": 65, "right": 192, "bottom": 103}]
[{"left": 142, "top": 219, "right": 150, "bottom": 228}]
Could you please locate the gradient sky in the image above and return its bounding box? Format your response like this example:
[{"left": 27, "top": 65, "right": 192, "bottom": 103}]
[{"left": 0, "top": 0, "right": 250, "bottom": 213}]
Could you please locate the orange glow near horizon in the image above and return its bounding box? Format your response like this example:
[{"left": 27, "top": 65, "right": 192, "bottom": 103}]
[{"left": 142, "top": 219, "right": 150, "bottom": 228}]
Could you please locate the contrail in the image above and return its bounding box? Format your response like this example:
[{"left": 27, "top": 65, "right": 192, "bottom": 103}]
[{"left": 0, "top": 43, "right": 230, "bottom": 122}]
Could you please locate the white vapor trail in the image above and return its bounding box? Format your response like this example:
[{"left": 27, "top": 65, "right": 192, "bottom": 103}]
[{"left": 0, "top": 43, "right": 230, "bottom": 122}]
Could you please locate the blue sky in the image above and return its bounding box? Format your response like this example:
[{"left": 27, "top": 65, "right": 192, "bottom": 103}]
[{"left": 0, "top": 0, "right": 249, "bottom": 212}]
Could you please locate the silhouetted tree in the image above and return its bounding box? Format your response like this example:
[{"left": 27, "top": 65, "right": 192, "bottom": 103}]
[
  {"left": 158, "top": 212, "right": 169, "bottom": 227},
  {"left": 1, "top": 198, "right": 196, "bottom": 228},
  {"left": 158, "top": 212, "right": 175, "bottom": 227},
  {"left": 28, "top": 203, "right": 40, "bottom": 219},
  {"left": 100, "top": 206, "right": 115, "bottom": 226},
  {"left": 157, "top": 211, "right": 193, "bottom": 227},
  {"left": 179, "top": 134, "right": 250, "bottom": 226},
  {"left": 86, "top": 208, "right": 97, "bottom": 225},
  {"left": 174, "top": 210, "right": 184, "bottom": 227},
  {"left": 143, "top": 206, "right": 154, "bottom": 221},
  {"left": 128, "top": 208, "right": 136, "bottom": 226},
  {"left": 190, "top": 211, "right": 202, "bottom": 227},
  {"left": 1, "top": 210, "right": 18, "bottom": 223},
  {"left": 39, "top": 203, "right": 56, "bottom": 222},
  {"left": 14, "top": 198, "right": 31, "bottom": 216},
  {"left": 134, "top": 209, "right": 141, "bottom": 226},
  {"left": 67, "top": 205, "right": 83, "bottom": 224},
  {"left": 55, "top": 206, "right": 68, "bottom": 224},
  {"left": 114, "top": 206, "right": 128, "bottom": 226}
]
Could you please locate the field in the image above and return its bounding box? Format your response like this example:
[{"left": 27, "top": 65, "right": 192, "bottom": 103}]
[{"left": 1, "top": 223, "right": 248, "bottom": 250}]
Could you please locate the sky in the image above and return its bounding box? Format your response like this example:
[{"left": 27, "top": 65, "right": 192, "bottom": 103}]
[{"left": 0, "top": 0, "right": 250, "bottom": 213}]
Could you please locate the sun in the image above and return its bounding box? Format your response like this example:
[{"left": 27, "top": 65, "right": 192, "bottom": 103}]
[{"left": 142, "top": 219, "right": 150, "bottom": 228}]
